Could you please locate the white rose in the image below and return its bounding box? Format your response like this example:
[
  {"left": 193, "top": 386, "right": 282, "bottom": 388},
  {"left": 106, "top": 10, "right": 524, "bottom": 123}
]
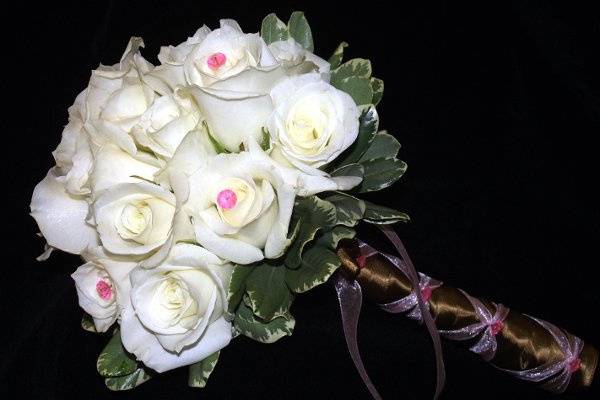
[
  {"left": 30, "top": 167, "right": 99, "bottom": 255},
  {"left": 93, "top": 182, "right": 176, "bottom": 256},
  {"left": 120, "top": 243, "right": 232, "bottom": 373},
  {"left": 183, "top": 146, "right": 295, "bottom": 265},
  {"left": 267, "top": 73, "right": 359, "bottom": 175},
  {"left": 71, "top": 248, "right": 137, "bottom": 332},
  {"left": 152, "top": 19, "right": 285, "bottom": 152},
  {"left": 268, "top": 38, "right": 330, "bottom": 79},
  {"left": 84, "top": 38, "right": 157, "bottom": 155},
  {"left": 52, "top": 90, "right": 94, "bottom": 195},
  {"left": 131, "top": 87, "right": 201, "bottom": 159}
]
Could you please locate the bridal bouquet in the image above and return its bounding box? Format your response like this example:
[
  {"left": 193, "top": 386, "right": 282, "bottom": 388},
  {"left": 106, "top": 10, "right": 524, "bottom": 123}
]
[
  {"left": 30, "top": 11, "right": 597, "bottom": 396},
  {"left": 30, "top": 12, "right": 403, "bottom": 390}
]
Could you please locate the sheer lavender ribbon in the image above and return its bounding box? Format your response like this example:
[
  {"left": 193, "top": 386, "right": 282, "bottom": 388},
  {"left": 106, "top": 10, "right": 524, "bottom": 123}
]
[
  {"left": 333, "top": 227, "right": 445, "bottom": 399},
  {"left": 498, "top": 316, "right": 584, "bottom": 393},
  {"left": 438, "top": 290, "right": 509, "bottom": 361}
]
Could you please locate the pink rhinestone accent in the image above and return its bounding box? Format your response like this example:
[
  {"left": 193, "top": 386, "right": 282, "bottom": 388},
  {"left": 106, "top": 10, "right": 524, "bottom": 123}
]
[
  {"left": 568, "top": 358, "right": 581, "bottom": 373},
  {"left": 96, "top": 280, "right": 113, "bottom": 300},
  {"left": 490, "top": 321, "right": 504, "bottom": 336},
  {"left": 421, "top": 286, "right": 433, "bottom": 303},
  {"left": 217, "top": 189, "right": 237, "bottom": 209},
  {"left": 207, "top": 52, "right": 226, "bottom": 70}
]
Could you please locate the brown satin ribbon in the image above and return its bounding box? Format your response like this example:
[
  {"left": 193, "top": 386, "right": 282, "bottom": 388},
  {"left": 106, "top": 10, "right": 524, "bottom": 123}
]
[{"left": 336, "top": 239, "right": 598, "bottom": 393}]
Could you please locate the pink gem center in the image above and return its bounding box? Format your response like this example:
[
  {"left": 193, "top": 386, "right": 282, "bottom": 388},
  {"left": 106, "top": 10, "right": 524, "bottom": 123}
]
[
  {"left": 490, "top": 321, "right": 504, "bottom": 336},
  {"left": 96, "top": 280, "right": 112, "bottom": 300},
  {"left": 217, "top": 189, "right": 237, "bottom": 210},
  {"left": 356, "top": 255, "right": 367, "bottom": 269},
  {"left": 421, "top": 286, "right": 433, "bottom": 303},
  {"left": 207, "top": 52, "right": 226, "bottom": 70},
  {"left": 568, "top": 358, "right": 581, "bottom": 373}
]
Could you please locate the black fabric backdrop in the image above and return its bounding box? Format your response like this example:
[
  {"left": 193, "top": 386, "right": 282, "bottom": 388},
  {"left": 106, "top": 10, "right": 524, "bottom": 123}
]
[{"left": 2, "top": 1, "right": 599, "bottom": 399}]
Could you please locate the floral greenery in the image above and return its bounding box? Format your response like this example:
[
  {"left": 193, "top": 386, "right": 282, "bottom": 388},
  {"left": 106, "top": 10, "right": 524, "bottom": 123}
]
[
  {"left": 226, "top": 11, "right": 407, "bottom": 348},
  {"left": 79, "top": 10, "right": 407, "bottom": 391}
]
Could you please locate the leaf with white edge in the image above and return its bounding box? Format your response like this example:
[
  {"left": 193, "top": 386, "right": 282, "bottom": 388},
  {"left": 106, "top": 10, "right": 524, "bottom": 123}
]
[
  {"left": 288, "top": 11, "right": 313, "bottom": 52},
  {"left": 234, "top": 302, "right": 295, "bottom": 343},
  {"left": 188, "top": 351, "right": 220, "bottom": 388},
  {"left": 359, "top": 158, "right": 407, "bottom": 193},
  {"left": 363, "top": 201, "right": 410, "bottom": 224},
  {"left": 105, "top": 368, "right": 151, "bottom": 391},
  {"left": 331, "top": 105, "right": 378, "bottom": 168},
  {"left": 285, "top": 245, "right": 341, "bottom": 293},
  {"left": 315, "top": 226, "right": 356, "bottom": 249},
  {"left": 227, "top": 264, "right": 256, "bottom": 314},
  {"left": 285, "top": 196, "right": 337, "bottom": 269},
  {"left": 245, "top": 263, "right": 293, "bottom": 321},
  {"left": 331, "top": 58, "right": 373, "bottom": 85},
  {"left": 330, "top": 163, "right": 364, "bottom": 180},
  {"left": 359, "top": 131, "right": 401, "bottom": 162},
  {"left": 97, "top": 331, "right": 138, "bottom": 378},
  {"left": 370, "top": 77, "right": 384, "bottom": 105},
  {"left": 333, "top": 76, "right": 373, "bottom": 105},
  {"left": 329, "top": 41, "right": 349, "bottom": 69},
  {"left": 261, "top": 13, "right": 289, "bottom": 44},
  {"left": 81, "top": 313, "right": 97, "bottom": 333},
  {"left": 325, "top": 192, "right": 365, "bottom": 227}
]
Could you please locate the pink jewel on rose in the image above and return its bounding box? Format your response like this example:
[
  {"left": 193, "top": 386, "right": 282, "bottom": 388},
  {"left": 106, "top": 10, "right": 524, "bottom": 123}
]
[
  {"left": 96, "top": 280, "right": 113, "bottom": 300},
  {"left": 207, "top": 52, "right": 227, "bottom": 70},
  {"left": 217, "top": 189, "right": 237, "bottom": 209}
]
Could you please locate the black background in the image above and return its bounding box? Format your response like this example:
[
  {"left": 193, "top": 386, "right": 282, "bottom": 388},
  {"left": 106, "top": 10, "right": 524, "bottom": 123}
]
[{"left": 2, "top": 1, "right": 599, "bottom": 399}]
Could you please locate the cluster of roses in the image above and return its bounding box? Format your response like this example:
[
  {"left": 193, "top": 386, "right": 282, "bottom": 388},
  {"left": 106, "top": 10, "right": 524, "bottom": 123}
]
[{"left": 31, "top": 13, "right": 404, "bottom": 389}]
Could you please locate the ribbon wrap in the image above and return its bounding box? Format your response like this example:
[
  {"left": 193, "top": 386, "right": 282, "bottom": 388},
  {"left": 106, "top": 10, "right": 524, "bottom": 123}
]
[{"left": 334, "top": 234, "right": 598, "bottom": 398}]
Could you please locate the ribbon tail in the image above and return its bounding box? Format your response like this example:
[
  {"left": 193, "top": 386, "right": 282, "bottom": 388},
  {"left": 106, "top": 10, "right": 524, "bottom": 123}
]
[
  {"left": 380, "top": 225, "right": 446, "bottom": 400},
  {"left": 333, "top": 273, "right": 383, "bottom": 400}
]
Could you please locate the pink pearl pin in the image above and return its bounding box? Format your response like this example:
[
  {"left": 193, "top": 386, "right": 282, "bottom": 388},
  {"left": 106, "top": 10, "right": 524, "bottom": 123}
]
[
  {"left": 568, "top": 358, "right": 581, "bottom": 373},
  {"left": 217, "top": 189, "right": 237, "bottom": 209},
  {"left": 490, "top": 321, "right": 504, "bottom": 336},
  {"left": 207, "top": 52, "right": 226, "bottom": 70},
  {"left": 96, "top": 280, "right": 113, "bottom": 300},
  {"left": 421, "top": 286, "right": 433, "bottom": 303}
]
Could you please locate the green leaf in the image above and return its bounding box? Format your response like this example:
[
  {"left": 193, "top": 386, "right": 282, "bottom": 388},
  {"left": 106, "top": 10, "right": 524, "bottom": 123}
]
[
  {"left": 203, "top": 121, "right": 228, "bottom": 154},
  {"left": 285, "top": 246, "right": 341, "bottom": 293},
  {"left": 260, "top": 127, "right": 271, "bottom": 151},
  {"left": 97, "top": 332, "right": 138, "bottom": 378},
  {"left": 331, "top": 58, "right": 373, "bottom": 85},
  {"left": 314, "top": 226, "right": 356, "bottom": 249},
  {"left": 334, "top": 76, "right": 373, "bottom": 105},
  {"left": 233, "top": 301, "right": 295, "bottom": 343},
  {"left": 188, "top": 351, "right": 220, "bottom": 388},
  {"left": 325, "top": 192, "right": 365, "bottom": 227},
  {"left": 288, "top": 11, "right": 313, "bottom": 52},
  {"left": 105, "top": 368, "right": 151, "bottom": 391},
  {"left": 370, "top": 77, "right": 384, "bottom": 105},
  {"left": 332, "top": 105, "right": 379, "bottom": 168},
  {"left": 330, "top": 163, "right": 364, "bottom": 180},
  {"left": 285, "top": 196, "right": 337, "bottom": 269},
  {"left": 245, "top": 263, "right": 293, "bottom": 321},
  {"left": 81, "top": 313, "right": 97, "bottom": 333},
  {"left": 329, "top": 41, "right": 349, "bottom": 69},
  {"left": 261, "top": 13, "right": 289, "bottom": 44},
  {"left": 359, "top": 131, "right": 401, "bottom": 162},
  {"left": 363, "top": 201, "right": 410, "bottom": 224},
  {"left": 359, "top": 158, "right": 407, "bottom": 193},
  {"left": 227, "top": 264, "right": 256, "bottom": 314}
]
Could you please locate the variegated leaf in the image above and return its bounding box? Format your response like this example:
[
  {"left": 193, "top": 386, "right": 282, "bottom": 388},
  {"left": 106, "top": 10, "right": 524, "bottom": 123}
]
[
  {"left": 285, "top": 246, "right": 341, "bottom": 293},
  {"left": 188, "top": 351, "right": 220, "bottom": 388},
  {"left": 329, "top": 41, "right": 349, "bottom": 69},
  {"left": 105, "top": 368, "right": 151, "bottom": 391},
  {"left": 234, "top": 302, "right": 295, "bottom": 344},
  {"left": 245, "top": 262, "right": 293, "bottom": 321},
  {"left": 97, "top": 331, "right": 138, "bottom": 378},
  {"left": 261, "top": 13, "right": 289, "bottom": 44},
  {"left": 363, "top": 201, "right": 410, "bottom": 224}
]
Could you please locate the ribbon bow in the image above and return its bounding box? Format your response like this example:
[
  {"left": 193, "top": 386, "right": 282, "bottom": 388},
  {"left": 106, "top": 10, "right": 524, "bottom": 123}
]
[
  {"left": 438, "top": 290, "right": 509, "bottom": 361},
  {"left": 500, "top": 317, "right": 583, "bottom": 393},
  {"left": 333, "top": 227, "right": 445, "bottom": 399}
]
